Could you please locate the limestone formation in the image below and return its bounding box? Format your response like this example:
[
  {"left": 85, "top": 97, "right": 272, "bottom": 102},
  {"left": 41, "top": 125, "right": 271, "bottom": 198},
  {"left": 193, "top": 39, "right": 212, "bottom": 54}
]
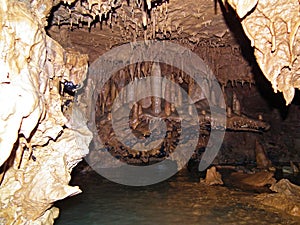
[
  {"left": 202, "top": 166, "right": 224, "bottom": 185},
  {"left": 1, "top": 0, "right": 300, "bottom": 224},
  {"left": 225, "top": 0, "right": 300, "bottom": 104},
  {"left": 0, "top": 0, "right": 92, "bottom": 224},
  {"left": 257, "top": 179, "right": 300, "bottom": 217}
]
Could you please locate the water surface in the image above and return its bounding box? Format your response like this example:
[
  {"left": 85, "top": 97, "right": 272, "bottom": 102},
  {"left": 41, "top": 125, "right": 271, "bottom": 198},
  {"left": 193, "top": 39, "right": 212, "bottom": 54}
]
[{"left": 55, "top": 168, "right": 300, "bottom": 225}]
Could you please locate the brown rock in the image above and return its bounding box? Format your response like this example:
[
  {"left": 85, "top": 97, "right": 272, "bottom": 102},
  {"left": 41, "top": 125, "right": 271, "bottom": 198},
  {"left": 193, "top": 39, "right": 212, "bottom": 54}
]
[
  {"left": 230, "top": 171, "right": 276, "bottom": 187},
  {"left": 257, "top": 179, "right": 300, "bottom": 217},
  {"left": 202, "top": 166, "right": 224, "bottom": 185},
  {"left": 255, "top": 140, "right": 272, "bottom": 169}
]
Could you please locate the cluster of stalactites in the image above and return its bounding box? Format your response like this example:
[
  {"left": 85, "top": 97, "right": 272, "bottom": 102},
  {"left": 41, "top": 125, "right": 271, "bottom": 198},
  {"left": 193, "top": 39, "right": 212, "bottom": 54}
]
[
  {"left": 51, "top": 0, "right": 170, "bottom": 41},
  {"left": 98, "top": 62, "right": 224, "bottom": 124}
]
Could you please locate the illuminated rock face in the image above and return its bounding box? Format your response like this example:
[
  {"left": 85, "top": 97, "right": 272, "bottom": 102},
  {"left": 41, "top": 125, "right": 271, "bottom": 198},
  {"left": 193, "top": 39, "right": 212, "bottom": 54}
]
[
  {"left": 226, "top": 0, "right": 300, "bottom": 104},
  {"left": 49, "top": 0, "right": 300, "bottom": 104},
  {"left": 0, "top": 0, "right": 92, "bottom": 224}
]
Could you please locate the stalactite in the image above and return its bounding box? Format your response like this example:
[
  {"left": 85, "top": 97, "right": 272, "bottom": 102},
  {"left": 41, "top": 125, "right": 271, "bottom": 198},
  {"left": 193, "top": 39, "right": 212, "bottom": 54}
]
[
  {"left": 110, "top": 80, "right": 116, "bottom": 103},
  {"left": 151, "top": 62, "right": 162, "bottom": 115},
  {"left": 176, "top": 80, "right": 182, "bottom": 108},
  {"left": 170, "top": 74, "right": 176, "bottom": 112},
  {"left": 146, "top": 0, "right": 151, "bottom": 10},
  {"left": 117, "top": 69, "right": 126, "bottom": 103},
  {"left": 227, "top": 107, "right": 232, "bottom": 118},
  {"left": 188, "top": 76, "right": 194, "bottom": 116},
  {"left": 141, "top": 62, "right": 147, "bottom": 77},
  {"left": 137, "top": 62, "right": 141, "bottom": 79},
  {"left": 101, "top": 82, "right": 110, "bottom": 114},
  {"left": 138, "top": 102, "right": 143, "bottom": 116},
  {"left": 164, "top": 80, "right": 171, "bottom": 116},
  {"left": 131, "top": 102, "right": 139, "bottom": 129},
  {"left": 211, "top": 89, "right": 217, "bottom": 106},
  {"left": 97, "top": 93, "right": 103, "bottom": 115},
  {"left": 127, "top": 84, "right": 135, "bottom": 108},
  {"left": 142, "top": 10, "right": 147, "bottom": 27},
  {"left": 129, "top": 63, "right": 135, "bottom": 81},
  {"left": 141, "top": 74, "right": 152, "bottom": 108}
]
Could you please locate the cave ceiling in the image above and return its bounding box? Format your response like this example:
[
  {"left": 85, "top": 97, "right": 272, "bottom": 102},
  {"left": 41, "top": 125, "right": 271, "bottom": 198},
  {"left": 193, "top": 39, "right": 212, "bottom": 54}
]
[
  {"left": 46, "top": 0, "right": 300, "bottom": 105},
  {"left": 47, "top": 0, "right": 258, "bottom": 89},
  {"left": 48, "top": 0, "right": 239, "bottom": 53}
]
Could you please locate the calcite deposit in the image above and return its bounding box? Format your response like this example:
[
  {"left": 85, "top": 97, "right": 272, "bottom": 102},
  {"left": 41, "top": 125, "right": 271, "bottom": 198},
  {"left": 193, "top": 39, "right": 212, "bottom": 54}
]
[
  {"left": 257, "top": 179, "right": 300, "bottom": 217},
  {"left": 225, "top": 0, "right": 300, "bottom": 104},
  {"left": 0, "top": 0, "right": 92, "bottom": 224}
]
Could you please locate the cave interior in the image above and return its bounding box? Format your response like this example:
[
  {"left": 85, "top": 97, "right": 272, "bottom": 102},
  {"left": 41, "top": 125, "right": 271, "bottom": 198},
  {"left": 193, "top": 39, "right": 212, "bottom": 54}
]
[
  {"left": 1, "top": 0, "right": 300, "bottom": 224},
  {"left": 46, "top": 0, "right": 300, "bottom": 171}
]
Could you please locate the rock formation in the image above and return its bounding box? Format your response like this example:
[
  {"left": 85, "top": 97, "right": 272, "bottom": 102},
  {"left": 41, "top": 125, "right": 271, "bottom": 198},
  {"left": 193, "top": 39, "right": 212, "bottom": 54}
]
[
  {"left": 257, "top": 179, "right": 300, "bottom": 217},
  {"left": 225, "top": 0, "right": 300, "bottom": 104},
  {"left": 0, "top": 0, "right": 300, "bottom": 224},
  {"left": 0, "top": 0, "right": 92, "bottom": 224}
]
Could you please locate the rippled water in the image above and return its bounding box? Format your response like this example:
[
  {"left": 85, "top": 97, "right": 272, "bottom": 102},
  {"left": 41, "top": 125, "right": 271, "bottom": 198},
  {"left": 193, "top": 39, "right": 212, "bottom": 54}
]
[{"left": 55, "top": 168, "right": 300, "bottom": 225}]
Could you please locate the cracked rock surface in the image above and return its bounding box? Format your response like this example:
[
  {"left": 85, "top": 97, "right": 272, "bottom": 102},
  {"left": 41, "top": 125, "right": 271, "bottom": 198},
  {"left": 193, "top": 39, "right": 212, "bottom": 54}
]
[
  {"left": 226, "top": 0, "right": 300, "bottom": 104},
  {"left": 0, "top": 0, "right": 92, "bottom": 224}
]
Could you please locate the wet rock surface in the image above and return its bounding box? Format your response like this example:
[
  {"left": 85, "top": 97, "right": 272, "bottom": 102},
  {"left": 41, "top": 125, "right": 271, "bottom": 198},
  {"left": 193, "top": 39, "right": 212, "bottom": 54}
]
[{"left": 257, "top": 179, "right": 300, "bottom": 217}]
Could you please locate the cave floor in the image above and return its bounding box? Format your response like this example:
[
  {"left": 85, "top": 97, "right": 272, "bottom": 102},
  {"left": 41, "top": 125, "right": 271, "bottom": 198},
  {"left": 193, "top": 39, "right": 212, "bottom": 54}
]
[{"left": 55, "top": 167, "right": 300, "bottom": 225}]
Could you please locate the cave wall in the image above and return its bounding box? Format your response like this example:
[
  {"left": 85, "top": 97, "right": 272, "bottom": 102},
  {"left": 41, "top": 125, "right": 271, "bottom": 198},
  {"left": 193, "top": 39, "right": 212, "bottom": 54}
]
[
  {"left": 225, "top": 0, "right": 300, "bottom": 104},
  {"left": 0, "top": 0, "right": 92, "bottom": 224}
]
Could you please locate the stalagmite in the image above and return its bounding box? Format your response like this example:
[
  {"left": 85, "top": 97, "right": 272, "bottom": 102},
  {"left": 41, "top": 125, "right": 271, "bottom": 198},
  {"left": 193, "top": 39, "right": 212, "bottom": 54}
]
[
  {"left": 235, "top": 99, "right": 241, "bottom": 115},
  {"left": 123, "top": 84, "right": 127, "bottom": 105},
  {"left": 202, "top": 166, "right": 224, "bottom": 185},
  {"left": 138, "top": 103, "right": 143, "bottom": 116},
  {"left": 151, "top": 62, "right": 162, "bottom": 115},
  {"left": 290, "top": 161, "right": 299, "bottom": 174},
  {"left": 232, "top": 92, "right": 241, "bottom": 115},
  {"left": 255, "top": 140, "right": 272, "bottom": 169},
  {"left": 112, "top": 80, "right": 122, "bottom": 112}
]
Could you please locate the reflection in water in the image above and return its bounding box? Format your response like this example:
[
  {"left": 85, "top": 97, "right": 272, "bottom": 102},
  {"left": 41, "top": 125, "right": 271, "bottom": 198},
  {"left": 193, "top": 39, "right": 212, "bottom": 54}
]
[{"left": 55, "top": 168, "right": 300, "bottom": 225}]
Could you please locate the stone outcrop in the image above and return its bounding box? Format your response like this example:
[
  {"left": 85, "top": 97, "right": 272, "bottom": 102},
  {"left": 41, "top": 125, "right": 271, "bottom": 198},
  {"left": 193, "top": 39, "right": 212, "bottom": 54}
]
[
  {"left": 257, "top": 179, "right": 300, "bottom": 217},
  {"left": 225, "top": 0, "right": 300, "bottom": 104},
  {"left": 0, "top": 0, "right": 92, "bottom": 224}
]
